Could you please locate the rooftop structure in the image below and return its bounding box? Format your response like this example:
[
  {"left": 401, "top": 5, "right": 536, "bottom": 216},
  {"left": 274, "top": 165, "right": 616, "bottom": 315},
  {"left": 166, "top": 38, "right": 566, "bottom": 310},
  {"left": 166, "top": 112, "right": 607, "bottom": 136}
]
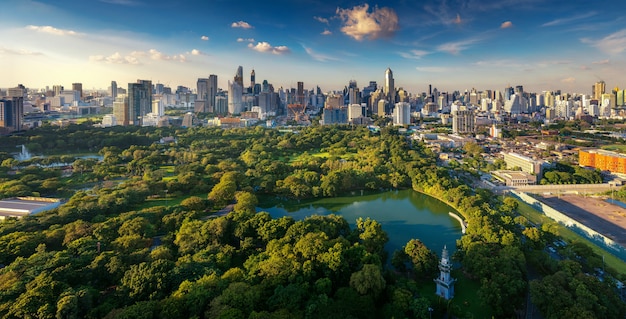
[{"left": 0, "top": 197, "right": 62, "bottom": 219}]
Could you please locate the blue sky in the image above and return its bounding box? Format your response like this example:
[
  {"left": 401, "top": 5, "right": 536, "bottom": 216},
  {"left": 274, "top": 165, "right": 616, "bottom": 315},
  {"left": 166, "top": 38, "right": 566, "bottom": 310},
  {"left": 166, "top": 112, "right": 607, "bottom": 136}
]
[{"left": 1, "top": 0, "right": 625, "bottom": 95}]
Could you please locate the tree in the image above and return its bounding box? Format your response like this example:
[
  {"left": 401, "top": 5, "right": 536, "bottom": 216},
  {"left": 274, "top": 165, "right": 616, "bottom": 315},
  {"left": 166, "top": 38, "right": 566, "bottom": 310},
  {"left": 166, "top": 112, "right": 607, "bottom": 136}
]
[
  {"left": 349, "top": 264, "right": 386, "bottom": 297},
  {"left": 404, "top": 239, "right": 438, "bottom": 278},
  {"left": 233, "top": 191, "right": 258, "bottom": 215},
  {"left": 356, "top": 217, "right": 388, "bottom": 254}
]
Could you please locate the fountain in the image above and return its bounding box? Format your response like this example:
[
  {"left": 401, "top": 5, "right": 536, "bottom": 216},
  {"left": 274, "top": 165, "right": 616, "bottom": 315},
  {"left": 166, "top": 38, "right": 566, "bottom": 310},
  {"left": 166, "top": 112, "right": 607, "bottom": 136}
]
[{"left": 14, "top": 145, "right": 32, "bottom": 161}]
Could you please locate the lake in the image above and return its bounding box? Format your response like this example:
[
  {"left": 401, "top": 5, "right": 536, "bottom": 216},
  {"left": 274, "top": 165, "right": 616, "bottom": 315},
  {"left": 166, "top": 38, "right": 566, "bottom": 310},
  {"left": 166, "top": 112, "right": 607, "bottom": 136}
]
[{"left": 257, "top": 189, "right": 463, "bottom": 255}]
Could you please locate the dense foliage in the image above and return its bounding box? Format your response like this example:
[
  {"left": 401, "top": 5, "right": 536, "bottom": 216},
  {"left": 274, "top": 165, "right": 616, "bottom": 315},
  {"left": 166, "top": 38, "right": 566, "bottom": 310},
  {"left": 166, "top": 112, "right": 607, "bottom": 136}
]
[{"left": 0, "top": 124, "right": 623, "bottom": 319}]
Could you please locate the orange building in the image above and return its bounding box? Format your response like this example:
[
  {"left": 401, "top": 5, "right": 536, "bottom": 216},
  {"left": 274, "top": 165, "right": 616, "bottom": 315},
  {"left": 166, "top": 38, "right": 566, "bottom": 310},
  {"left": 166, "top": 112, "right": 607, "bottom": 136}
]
[{"left": 579, "top": 149, "right": 626, "bottom": 174}]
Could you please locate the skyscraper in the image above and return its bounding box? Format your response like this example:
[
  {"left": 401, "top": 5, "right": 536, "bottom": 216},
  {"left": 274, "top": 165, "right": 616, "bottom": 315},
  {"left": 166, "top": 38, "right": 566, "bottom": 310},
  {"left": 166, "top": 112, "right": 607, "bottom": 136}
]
[
  {"left": 250, "top": 69, "right": 256, "bottom": 93},
  {"left": 228, "top": 80, "right": 243, "bottom": 114},
  {"left": 128, "top": 80, "right": 152, "bottom": 125},
  {"left": 0, "top": 97, "right": 23, "bottom": 133},
  {"left": 384, "top": 68, "right": 394, "bottom": 104},
  {"left": 297, "top": 81, "right": 305, "bottom": 105},
  {"left": 111, "top": 81, "right": 118, "bottom": 99},
  {"left": 234, "top": 66, "right": 243, "bottom": 88}
]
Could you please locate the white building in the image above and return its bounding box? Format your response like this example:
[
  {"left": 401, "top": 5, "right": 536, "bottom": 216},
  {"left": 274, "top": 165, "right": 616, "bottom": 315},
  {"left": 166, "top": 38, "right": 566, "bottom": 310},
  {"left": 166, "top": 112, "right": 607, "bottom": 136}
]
[
  {"left": 348, "top": 104, "right": 363, "bottom": 122},
  {"left": 393, "top": 102, "right": 411, "bottom": 125},
  {"left": 228, "top": 81, "right": 243, "bottom": 114},
  {"left": 101, "top": 114, "right": 117, "bottom": 127}
]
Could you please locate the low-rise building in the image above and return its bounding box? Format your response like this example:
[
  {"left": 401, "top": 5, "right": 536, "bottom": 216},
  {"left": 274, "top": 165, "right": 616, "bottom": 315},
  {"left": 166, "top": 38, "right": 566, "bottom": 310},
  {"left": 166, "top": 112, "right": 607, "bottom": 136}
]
[
  {"left": 0, "top": 197, "right": 62, "bottom": 219},
  {"left": 492, "top": 170, "right": 538, "bottom": 186}
]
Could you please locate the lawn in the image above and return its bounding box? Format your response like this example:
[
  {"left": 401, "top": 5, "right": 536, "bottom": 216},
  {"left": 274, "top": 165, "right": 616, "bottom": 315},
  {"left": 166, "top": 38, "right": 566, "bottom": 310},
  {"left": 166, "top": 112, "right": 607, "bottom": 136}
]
[
  {"left": 601, "top": 144, "right": 626, "bottom": 153},
  {"left": 515, "top": 199, "right": 626, "bottom": 275}
]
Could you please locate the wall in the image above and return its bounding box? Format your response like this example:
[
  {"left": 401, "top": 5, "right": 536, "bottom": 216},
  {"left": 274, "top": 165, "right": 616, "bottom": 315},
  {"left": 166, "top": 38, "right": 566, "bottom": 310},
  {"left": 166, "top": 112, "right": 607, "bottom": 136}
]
[{"left": 511, "top": 191, "right": 626, "bottom": 262}]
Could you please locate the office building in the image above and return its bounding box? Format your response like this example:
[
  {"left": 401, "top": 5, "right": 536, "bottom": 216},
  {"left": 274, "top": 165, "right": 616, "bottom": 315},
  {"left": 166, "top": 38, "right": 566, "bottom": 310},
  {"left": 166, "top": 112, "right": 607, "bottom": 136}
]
[
  {"left": 503, "top": 152, "right": 545, "bottom": 176},
  {"left": 250, "top": 69, "right": 256, "bottom": 93},
  {"left": 128, "top": 80, "right": 152, "bottom": 125},
  {"left": 53, "top": 85, "right": 64, "bottom": 96},
  {"left": 0, "top": 96, "right": 24, "bottom": 133}
]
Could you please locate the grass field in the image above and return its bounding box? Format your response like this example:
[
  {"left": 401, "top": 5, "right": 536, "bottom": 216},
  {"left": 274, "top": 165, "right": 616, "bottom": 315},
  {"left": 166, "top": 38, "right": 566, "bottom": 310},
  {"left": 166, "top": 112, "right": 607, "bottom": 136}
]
[{"left": 515, "top": 199, "right": 626, "bottom": 275}]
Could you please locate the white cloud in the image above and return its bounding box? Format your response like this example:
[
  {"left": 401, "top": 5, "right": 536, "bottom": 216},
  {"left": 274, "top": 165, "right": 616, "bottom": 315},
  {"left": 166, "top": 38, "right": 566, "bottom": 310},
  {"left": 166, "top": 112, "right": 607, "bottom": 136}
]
[
  {"left": 190, "top": 49, "right": 206, "bottom": 56},
  {"left": 582, "top": 29, "right": 626, "bottom": 55},
  {"left": 592, "top": 59, "right": 610, "bottom": 65},
  {"left": 454, "top": 14, "right": 462, "bottom": 25},
  {"left": 26, "top": 25, "right": 82, "bottom": 36},
  {"left": 0, "top": 47, "right": 44, "bottom": 56},
  {"left": 303, "top": 46, "right": 338, "bottom": 62},
  {"left": 336, "top": 4, "right": 398, "bottom": 41},
  {"left": 561, "top": 77, "right": 576, "bottom": 84},
  {"left": 90, "top": 49, "right": 187, "bottom": 64},
  {"left": 437, "top": 38, "right": 482, "bottom": 55},
  {"left": 501, "top": 21, "right": 513, "bottom": 29},
  {"left": 399, "top": 49, "right": 430, "bottom": 60},
  {"left": 542, "top": 12, "right": 596, "bottom": 27},
  {"left": 100, "top": 0, "right": 140, "bottom": 5},
  {"left": 89, "top": 52, "right": 140, "bottom": 64},
  {"left": 237, "top": 37, "right": 255, "bottom": 43},
  {"left": 314, "top": 16, "right": 329, "bottom": 24},
  {"left": 231, "top": 21, "right": 253, "bottom": 29},
  {"left": 247, "top": 42, "right": 290, "bottom": 55},
  {"left": 415, "top": 66, "right": 449, "bottom": 73},
  {"left": 201, "top": 35, "right": 209, "bottom": 41},
  {"left": 321, "top": 29, "right": 332, "bottom": 36}
]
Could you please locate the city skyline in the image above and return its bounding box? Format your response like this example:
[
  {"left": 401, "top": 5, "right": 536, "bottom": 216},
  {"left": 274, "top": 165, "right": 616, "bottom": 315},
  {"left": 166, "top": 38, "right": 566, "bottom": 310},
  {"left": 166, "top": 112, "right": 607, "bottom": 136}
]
[{"left": 2, "top": 0, "right": 626, "bottom": 94}]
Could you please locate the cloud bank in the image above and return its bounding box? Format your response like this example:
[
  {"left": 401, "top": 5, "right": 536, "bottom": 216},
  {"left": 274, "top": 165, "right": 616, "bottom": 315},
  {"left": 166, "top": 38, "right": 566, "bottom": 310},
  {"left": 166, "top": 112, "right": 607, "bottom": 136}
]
[{"left": 248, "top": 42, "right": 290, "bottom": 54}]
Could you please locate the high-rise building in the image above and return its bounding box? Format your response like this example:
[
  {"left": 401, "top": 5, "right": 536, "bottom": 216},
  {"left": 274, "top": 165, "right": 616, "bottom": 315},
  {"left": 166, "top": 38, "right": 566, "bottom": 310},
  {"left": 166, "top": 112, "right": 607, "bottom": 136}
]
[
  {"left": 228, "top": 80, "right": 243, "bottom": 114},
  {"left": 72, "top": 83, "right": 83, "bottom": 99},
  {"left": 234, "top": 66, "right": 243, "bottom": 88},
  {"left": 250, "top": 69, "right": 256, "bottom": 93},
  {"left": 113, "top": 94, "right": 129, "bottom": 126},
  {"left": 384, "top": 68, "right": 395, "bottom": 103},
  {"left": 0, "top": 97, "right": 24, "bottom": 133},
  {"left": 111, "top": 81, "right": 118, "bottom": 99},
  {"left": 297, "top": 81, "right": 305, "bottom": 105},
  {"left": 53, "top": 85, "right": 64, "bottom": 96},
  {"left": 8, "top": 85, "right": 26, "bottom": 99},
  {"left": 593, "top": 81, "right": 606, "bottom": 101},
  {"left": 393, "top": 102, "right": 411, "bottom": 125},
  {"left": 128, "top": 80, "right": 152, "bottom": 125},
  {"left": 452, "top": 110, "right": 475, "bottom": 134}
]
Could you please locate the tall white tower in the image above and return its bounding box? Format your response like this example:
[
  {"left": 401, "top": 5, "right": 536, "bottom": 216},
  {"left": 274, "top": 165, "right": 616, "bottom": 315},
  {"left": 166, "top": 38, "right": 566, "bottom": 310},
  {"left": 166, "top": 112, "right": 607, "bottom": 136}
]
[{"left": 434, "top": 245, "right": 456, "bottom": 300}]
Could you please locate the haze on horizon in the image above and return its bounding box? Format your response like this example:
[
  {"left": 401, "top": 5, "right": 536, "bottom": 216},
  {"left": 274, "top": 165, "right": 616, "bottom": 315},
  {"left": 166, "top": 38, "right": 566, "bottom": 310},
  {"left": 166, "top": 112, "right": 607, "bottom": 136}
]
[{"left": 2, "top": 0, "right": 625, "bottom": 94}]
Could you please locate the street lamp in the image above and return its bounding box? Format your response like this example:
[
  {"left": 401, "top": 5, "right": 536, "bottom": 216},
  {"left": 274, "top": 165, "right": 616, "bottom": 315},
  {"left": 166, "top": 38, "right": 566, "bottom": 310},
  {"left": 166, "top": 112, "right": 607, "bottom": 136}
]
[{"left": 428, "top": 307, "right": 433, "bottom": 319}]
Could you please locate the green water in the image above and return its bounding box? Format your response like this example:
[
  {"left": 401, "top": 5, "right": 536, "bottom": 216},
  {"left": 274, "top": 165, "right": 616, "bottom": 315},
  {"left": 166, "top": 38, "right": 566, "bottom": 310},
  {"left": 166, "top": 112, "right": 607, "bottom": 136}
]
[{"left": 258, "top": 189, "right": 463, "bottom": 254}]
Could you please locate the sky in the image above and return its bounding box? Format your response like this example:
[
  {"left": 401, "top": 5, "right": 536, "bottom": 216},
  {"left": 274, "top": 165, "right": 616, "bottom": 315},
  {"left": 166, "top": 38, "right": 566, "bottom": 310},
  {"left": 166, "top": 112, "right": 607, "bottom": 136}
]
[{"left": 1, "top": 0, "right": 626, "bottom": 95}]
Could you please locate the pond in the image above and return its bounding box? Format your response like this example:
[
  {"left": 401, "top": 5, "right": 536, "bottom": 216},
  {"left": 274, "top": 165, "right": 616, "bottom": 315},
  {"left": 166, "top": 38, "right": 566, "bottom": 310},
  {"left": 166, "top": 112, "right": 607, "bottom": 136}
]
[{"left": 257, "top": 189, "right": 463, "bottom": 255}]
